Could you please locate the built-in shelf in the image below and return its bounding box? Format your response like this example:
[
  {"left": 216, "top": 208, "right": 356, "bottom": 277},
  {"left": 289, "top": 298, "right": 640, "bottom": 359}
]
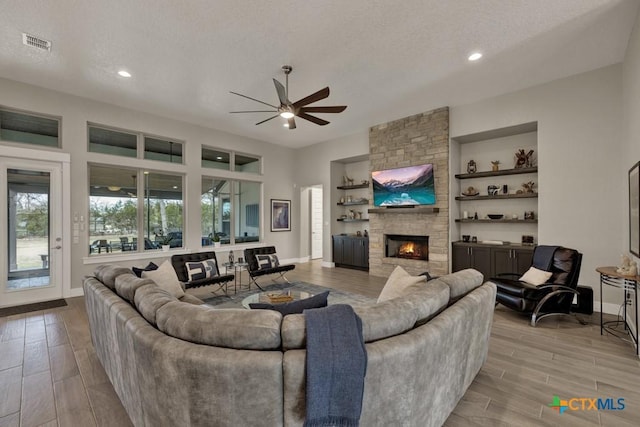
[
  {"left": 455, "top": 219, "right": 538, "bottom": 223},
  {"left": 337, "top": 218, "right": 369, "bottom": 222},
  {"left": 337, "top": 184, "right": 369, "bottom": 190},
  {"left": 455, "top": 167, "right": 537, "bottom": 180},
  {"left": 368, "top": 207, "right": 440, "bottom": 214},
  {"left": 455, "top": 193, "right": 538, "bottom": 201},
  {"left": 337, "top": 201, "right": 369, "bottom": 206}
]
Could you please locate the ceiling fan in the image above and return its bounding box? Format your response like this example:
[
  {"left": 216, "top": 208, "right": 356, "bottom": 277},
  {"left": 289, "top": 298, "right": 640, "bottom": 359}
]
[{"left": 230, "top": 65, "right": 347, "bottom": 129}]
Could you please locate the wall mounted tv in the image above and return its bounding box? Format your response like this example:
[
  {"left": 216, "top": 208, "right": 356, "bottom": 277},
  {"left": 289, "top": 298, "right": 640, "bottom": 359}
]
[{"left": 372, "top": 163, "right": 436, "bottom": 207}]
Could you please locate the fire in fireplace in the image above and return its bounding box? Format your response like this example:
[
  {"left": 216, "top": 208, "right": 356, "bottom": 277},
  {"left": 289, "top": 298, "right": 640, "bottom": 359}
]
[{"left": 385, "top": 234, "right": 429, "bottom": 261}]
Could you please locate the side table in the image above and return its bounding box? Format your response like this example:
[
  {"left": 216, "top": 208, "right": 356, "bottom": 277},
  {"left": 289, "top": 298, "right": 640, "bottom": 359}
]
[
  {"left": 223, "top": 262, "right": 249, "bottom": 293},
  {"left": 596, "top": 266, "right": 639, "bottom": 356}
]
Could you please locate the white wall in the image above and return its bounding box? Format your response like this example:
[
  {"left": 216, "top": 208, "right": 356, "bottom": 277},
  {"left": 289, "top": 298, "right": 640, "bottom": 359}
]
[
  {"left": 622, "top": 9, "right": 640, "bottom": 335},
  {"left": 295, "top": 131, "right": 369, "bottom": 264},
  {"left": 451, "top": 64, "right": 624, "bottom": 305},
  {"left": 0, "top": 78, "right": 297, "bottom": 291}
]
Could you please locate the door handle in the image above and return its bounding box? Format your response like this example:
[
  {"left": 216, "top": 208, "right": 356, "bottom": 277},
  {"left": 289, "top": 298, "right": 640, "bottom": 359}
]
[{"left": 51, "top": 245, "right": 62, "bottom": 250}]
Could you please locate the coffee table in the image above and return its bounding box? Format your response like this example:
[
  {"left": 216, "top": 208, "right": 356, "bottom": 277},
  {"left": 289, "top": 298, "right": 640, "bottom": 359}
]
[{"left": 242, "top": 290, "right": 314, "bottom": 309}]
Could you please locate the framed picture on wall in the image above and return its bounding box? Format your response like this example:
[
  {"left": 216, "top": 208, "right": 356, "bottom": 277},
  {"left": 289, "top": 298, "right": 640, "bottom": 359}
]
[
  {"left": 630, "top": 161, "right": 640, "bottom": 257},
  {"left": 271, "top": 199, "right": 291, "bottom": 232}
]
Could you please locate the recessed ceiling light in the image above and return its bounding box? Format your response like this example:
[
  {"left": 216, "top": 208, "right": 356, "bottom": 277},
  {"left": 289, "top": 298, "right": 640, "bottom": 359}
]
[
  {"left": 468, "top": 52, "right": 483, "bottom": 61},
  {"left": 118, "top": 70, "right": 132, "bottom": 78},
  {"left": 172, "top": 185, "right": 178, "bottom": 189},
  {"left": 216, "top": 156, "right": 223, "bottom": 160}
]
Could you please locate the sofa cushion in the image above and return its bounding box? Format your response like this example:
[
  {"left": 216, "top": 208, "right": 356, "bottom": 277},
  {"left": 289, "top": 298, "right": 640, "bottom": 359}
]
[
  {"left": 185, "top": 258, "right": 219, "bottom": 282},
  {"left": 437, "top": 269, "right": 485, "bottom": 302},
  {"left": 94, "top": 265, "right": 135, "bottom": 291},
  {"left": 155, "top": 302, "right": 282, "bottom": 350},
  {"left": 134, "top": 284, "right": 178, "bottom": 326},
  {"left": 132, "top": 262, "right": 158, "bottom": 278},
  {"left": 179, "top": 293, "right": 205, "bottom": 305},
  {"left": 115, "top": 274, "right": 155, "bottom": 304},
  {"left": 249, "top": 291, "right": 329, "bottom": 315},
  {"left": 520, "top": 266, "right": 552, "bottom": 286},
  {"left": 281, "top": 281, "right": 450, "bottom": 350},
  {"left": 142, "top": 260, "right": 185, "bottom": 298},
  {"left": 377, "top": 266, "right": 427, "bottom": 303},
  {"left": 256, "top": 254, "right": 280, "bottom": 270}
]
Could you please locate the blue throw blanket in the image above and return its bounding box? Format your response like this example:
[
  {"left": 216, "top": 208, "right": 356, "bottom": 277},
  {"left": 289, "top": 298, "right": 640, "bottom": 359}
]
[
  {"left": 304, "top": 304, "right": 367, "bottom": 427},
  {"left": 532, "top": 245, "right": 559, "bottom": 271}
]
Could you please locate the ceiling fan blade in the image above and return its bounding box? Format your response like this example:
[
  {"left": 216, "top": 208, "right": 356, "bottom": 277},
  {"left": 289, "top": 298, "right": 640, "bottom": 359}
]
[
  {"left": 298, "top": 112, "right": 330, "bottom": 126},
  {"left": 230, "top": 110, "right": 278, "bottom": 113},
  {"left": 288, "top": 117, "right": 296, "bottom": 129},
  {"left": 255, "top": 114, "right": 279, "bottom": 125},
  {"left": 292, "top": 87, "right": 330, "bottom": 108},
  {"left": 230, "top": 91, "right": 279, "bottom": 109},
  {"left": 299, "top": 105, "right": 347, "bottom": 114},
  {"left": 273, "top": 79, "right": 289, "bottom": 106}
]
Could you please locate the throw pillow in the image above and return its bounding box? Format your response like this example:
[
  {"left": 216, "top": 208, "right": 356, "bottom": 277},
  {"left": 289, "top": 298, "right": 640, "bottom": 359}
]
[
  {"left": 377, "top": 265, "right": 427, "bottom": 303},
  {"left": 520, "top": 266, "right": 553, "bottom": 286},
  {"left": 255, "top": 254, "right": 280, "bottom": 270},
  {"left": 142, "top": 260, "right": 185, "bottom": 298},
  {"left": 249, "top": 291, "right": 329, "bottom": 315},
  {"left": 185, "top": 259, "right": 219, "bottom": 282},
  {"left": 132, "top": 262, "right": 158, "bottom": 278}
]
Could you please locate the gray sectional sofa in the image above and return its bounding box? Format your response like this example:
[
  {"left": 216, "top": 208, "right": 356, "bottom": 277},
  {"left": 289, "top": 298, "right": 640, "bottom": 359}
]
[{"left": 83, "top": 265, "right": 496, "bottom": 427}]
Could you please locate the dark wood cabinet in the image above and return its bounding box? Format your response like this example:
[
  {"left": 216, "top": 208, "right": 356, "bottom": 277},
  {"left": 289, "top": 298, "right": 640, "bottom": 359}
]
[
  {"left": 452, "top": 242, "right": 534, "bottom": 279},
  {"left": 492, "top": 247, "right": 534, "bottom": 277},
  {"left": 452, "top": 243, "right": 491, "bottom": 279},
  {"left": 333, "top": 235, "right": 369, "bottom": 271}
]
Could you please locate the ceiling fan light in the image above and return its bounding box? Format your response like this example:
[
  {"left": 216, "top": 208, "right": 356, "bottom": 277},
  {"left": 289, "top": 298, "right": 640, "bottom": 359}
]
[
  {"left": 280, "top": 111, "right": 294, "bottom": 119},
  {"left": 283, "top": 123, "right": 289, "bottom": 128}
]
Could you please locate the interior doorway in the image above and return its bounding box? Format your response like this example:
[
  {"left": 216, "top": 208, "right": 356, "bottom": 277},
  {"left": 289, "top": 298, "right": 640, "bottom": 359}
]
[{"left": 310, "top": 186, "right": 323, "bottom": 259}]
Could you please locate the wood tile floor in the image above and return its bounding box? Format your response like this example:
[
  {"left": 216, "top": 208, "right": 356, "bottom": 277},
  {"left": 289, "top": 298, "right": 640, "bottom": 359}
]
[{"left": 1, "top": 260, "right": 639, "bottom": 426}]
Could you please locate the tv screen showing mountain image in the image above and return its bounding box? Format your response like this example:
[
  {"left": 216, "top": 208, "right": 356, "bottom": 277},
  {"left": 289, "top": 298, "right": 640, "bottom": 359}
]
[{"left": 372, "top": 164, "right": 436, "bottom": 207}]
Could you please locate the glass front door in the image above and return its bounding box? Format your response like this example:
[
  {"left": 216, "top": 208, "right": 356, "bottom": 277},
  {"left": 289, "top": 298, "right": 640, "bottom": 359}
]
[{"left": 1, "top": 159, "right": 63, "bottom": 307}]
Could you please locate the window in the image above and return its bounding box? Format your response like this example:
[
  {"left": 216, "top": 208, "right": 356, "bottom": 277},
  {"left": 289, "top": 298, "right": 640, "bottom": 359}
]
[
  {"left": 202, "top": 147, "right": 230, "bottom": 171},
  {"left": 143, "top": 172, "right": 183, "bottom": 249},
  {"left": 235, "top": 154, "right": 261, "bottom": 174},
  {"left": 202, "top": 146, "right": 261, "bottom": 174},
  {"left": 88, "top": 165, "right": 184, "bottom": 255},
  {"left": 202, "top": 178, "right": 260, "bottom": 246},
  {"left": 144, "top": 136, "right": 183, "bottom": 164},
  {"left": 89, "top": 165, "right": 138, "bottom": 254},
  {"left": 0, "top": 108, "right": 60, "bottom": 148},
  {"left": 88, "top": 126, "right": 137, "bottom": 157},
  {"left": 88, "top": 124, "right": 184, "bottom": 165}
]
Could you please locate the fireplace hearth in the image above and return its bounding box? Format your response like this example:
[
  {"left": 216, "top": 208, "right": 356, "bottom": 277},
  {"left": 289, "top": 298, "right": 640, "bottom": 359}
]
[{"left": 385, "top": 234, "right": 429, "bottom": 261}]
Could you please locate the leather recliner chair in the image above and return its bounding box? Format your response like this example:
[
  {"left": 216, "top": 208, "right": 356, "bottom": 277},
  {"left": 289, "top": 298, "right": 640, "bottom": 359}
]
[{"left": 492, "top": 246, "right": 584, "bottom": 326}]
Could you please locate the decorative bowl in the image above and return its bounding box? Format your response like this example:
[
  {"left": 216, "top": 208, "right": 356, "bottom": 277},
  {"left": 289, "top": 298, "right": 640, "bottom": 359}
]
[
  {"left": 487, "top": 214, "right": 504, "bottom": 220},
  {"left": 461, "top": 186, "right": 479, "bottom": 196}
]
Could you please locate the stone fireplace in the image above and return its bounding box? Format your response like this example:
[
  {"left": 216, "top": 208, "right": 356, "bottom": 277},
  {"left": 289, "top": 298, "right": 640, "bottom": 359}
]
[
  {"left": 368, "top": 107, "right": 449, "bottom": 277},
  {"left": 385, "top": 234, "right": 429, "bottom": 261}
]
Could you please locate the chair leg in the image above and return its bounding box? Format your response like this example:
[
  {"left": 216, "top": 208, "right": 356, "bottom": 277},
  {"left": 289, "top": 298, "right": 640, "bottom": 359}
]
[
  {"left": 530, "top": 289, "right": 581, "bottom": 327},
  {"left": 248, "top": 275, "right": 265, "bottom": 291},
  {"left": 279, "top": 272, "right": 291, "bottom": 284}
]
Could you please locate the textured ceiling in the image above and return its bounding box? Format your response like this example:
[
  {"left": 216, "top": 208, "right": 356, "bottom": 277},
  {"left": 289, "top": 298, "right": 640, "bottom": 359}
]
[{"left": 0, "top": 0, "right": 638, "bottom": 148}]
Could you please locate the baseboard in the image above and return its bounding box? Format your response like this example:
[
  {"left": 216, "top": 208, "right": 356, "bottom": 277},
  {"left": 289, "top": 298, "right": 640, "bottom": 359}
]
[
  {"left": 595, "top": 301, "right": 623, "bottom": 316},
  {"left": 322, "top": 261, "right": 335, "bottom": 268},
  {"left": 65, "top": 287, "right": 84, "bottom": 298}
]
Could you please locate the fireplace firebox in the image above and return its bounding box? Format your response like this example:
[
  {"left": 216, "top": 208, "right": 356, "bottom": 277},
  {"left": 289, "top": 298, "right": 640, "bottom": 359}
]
[{"left": 385, "top": 234, "right": 429, "bottom": 261}]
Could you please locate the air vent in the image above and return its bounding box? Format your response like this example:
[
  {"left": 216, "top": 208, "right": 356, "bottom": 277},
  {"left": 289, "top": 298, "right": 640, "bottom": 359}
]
[{"left": 22, "top": 33, "right": 51, "bottom": 51}]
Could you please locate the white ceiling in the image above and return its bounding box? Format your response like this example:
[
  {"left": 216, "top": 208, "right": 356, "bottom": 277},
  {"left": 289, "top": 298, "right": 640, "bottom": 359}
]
[{"left": 0, "top": 0, "right": 638, "bottom": 148}]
